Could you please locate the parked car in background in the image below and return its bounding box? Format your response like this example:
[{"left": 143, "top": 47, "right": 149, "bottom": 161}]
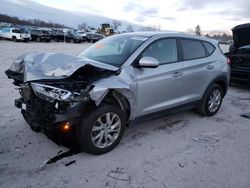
[
  {"left": 47, "top": 29, "right": 58, "bottom": 42},
  {"left": 225, "top": 23, "right": 250, "bottom": 83},
  {"left": 0, "top": 27, "right": 31, "bottom": 42},
  {"left": 30, "top": 29, "right": 51, "bottom": 42},
  {"left": 86, "top": 32, "right": 105, "bottom": 43},
  {"left": 76, "top": 30, "right": 87, "bottom": 41},
  {"left": 54, "top": 30, "right": 82, "bottom": 43},
  {"left": 5, "top": 32, "right": 229, "bottom": 154}
]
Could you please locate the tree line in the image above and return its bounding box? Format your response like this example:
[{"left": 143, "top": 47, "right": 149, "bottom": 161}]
[{"left": 0, "top": 14, "right": 67, "bottom": 28}]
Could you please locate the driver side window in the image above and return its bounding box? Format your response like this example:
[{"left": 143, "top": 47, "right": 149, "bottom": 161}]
[{"left": 142, "top": 39, "right": 177, "bottom": 65}]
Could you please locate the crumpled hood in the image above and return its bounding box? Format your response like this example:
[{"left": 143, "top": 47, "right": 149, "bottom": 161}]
[
  {"left": 232, "top": 23, "right": 250, "bottom": 49},
  {"left": 10, "top": 52, "right": 119, "bottom": 82}
]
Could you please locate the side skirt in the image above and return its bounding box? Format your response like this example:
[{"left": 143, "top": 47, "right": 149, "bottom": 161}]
[{"left": 128, "top": 100, "right": 200, "bottom": 126}]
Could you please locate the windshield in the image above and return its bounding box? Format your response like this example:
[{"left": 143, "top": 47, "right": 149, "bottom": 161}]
[{"left": 79, "top": 34, "right": 148, "bottom": 67}]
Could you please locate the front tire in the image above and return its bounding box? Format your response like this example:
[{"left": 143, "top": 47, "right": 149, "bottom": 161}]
[
  {"left": 77, "top": 104, "right": 126, "bottom": 154},
  {"left": 197, "top": 84, "right": 223, "bottom": 116},
  {"left": 12, "top": 36, "right": 17, "bottom": 42}
]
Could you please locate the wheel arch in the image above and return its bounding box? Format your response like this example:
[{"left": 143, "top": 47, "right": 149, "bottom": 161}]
[
  {"left": 204, "top": 75, "right": 229, "bottom": 98},
  {"left": 100, "top": 89, "right": 132, "bottom": 121}
]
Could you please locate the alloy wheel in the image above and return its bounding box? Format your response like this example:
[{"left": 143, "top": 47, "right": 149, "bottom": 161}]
[
  {"left": 208, "top": 90, "right": 222, "bottom": 113},
  {"left": 91, "top": 112, "right": 121, "bottom": 149}
]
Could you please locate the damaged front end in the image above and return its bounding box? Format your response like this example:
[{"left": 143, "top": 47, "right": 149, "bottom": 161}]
[
  {"left": 14, "top": 80, "right": 91, "bottom": 132},
  {"left": 5, "top": 52, "right": 123, "bottom": 132}
]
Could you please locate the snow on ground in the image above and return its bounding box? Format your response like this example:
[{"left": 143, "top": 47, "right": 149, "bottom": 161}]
[{"left": 0, "top": 41, "right": 249, "bottom": 188}]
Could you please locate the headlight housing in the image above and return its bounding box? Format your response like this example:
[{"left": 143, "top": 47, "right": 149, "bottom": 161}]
[
  {"left": 10, "top": 59, "right": 24, "bottom": 73},
  {"left": 31, "top": 83, "right": 75, "bottom": 102}
]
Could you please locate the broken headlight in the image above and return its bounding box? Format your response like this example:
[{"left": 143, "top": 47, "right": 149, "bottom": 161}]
[
  {"left": 31, "top": 83, "right": 76, "bottom": 102},
  {"left": 9, "top": 59, "right": 24, "bottom": 73}
]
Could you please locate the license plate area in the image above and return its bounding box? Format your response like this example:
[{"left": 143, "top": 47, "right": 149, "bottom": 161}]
[
  {"left": 20, "top": 85, "right": 31, "bottom": 101},
  {"left": 22, "top": 103, "right": 26, "bottom": 110}
]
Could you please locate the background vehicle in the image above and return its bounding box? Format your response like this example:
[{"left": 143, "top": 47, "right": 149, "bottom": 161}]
[
  {"left": 86, "top": 32, "right": 104, "bottom": 43},
  {"left": 98, "top": 23, "right": 114, "bottom": 36},
  {"left": 76, "top": 30, "right": 87, "bottom": 41},
  {"left": 54, "top": 30, "right": 82, "bottom": 43},
  {"left": 0, "top": 27, "right": 31, "bottom": 42},
  {"left": 5, "top": 32, "right": 229, "bottom": 154},
  {"left": 30, "top": 29, "right": 51, "bottom": 42},
  {"left": 225, "top": 23, "right": 250, "bottom": 83}
]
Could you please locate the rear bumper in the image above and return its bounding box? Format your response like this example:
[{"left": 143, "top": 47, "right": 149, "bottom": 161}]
[{"left": 231, "top": 68, "right": 250, "bottom": 83}]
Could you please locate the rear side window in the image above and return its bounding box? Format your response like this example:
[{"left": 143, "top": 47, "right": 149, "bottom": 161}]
[
  {"left": 180, "top": 39, "right": 206, "bottom": 60},
  {"left": 203, "top": 42, "right": 215, "bottom": 55},
  {"left": 12, "top": 29, "right": 22, "bottom": 33},
  {"left": 142, "top": 39, "right": 178, "bottom": 64}
]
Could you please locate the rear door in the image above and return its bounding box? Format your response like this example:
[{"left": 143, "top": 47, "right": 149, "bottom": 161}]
[
  {"left": 180, "top": 39, "right": 217, "bottom": 102},
  {"left": 135, "top": 38, "right": 185, "bottom": 116}
]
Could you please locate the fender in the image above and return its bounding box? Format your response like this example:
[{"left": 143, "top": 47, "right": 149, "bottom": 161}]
[{"left": 89, "top": 71, "right": 137, "bottom": 120}]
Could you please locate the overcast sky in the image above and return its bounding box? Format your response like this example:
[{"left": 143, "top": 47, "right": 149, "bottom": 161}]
[{"left": 21, "top": 0, "right": 250, "bottom": 32}]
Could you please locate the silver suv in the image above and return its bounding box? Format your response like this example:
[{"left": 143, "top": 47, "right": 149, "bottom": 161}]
[{"left": 6, "top": 32, "right": 230, "bottom": 154}]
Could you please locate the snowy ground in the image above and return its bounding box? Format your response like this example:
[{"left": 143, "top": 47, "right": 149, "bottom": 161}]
[{"left": 0, "top": 41, "right": 249, "bottom": 188}]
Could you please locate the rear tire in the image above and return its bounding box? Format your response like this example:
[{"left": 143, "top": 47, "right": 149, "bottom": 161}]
[
  {"left": 76, "top": 104, "right": 126, "bottom": 154},
  {"left": 36, "top": 37, "right": 41, "bottom": 42},
  {"left": 197, "top": 84, "right": 223, "bottom": 116}
]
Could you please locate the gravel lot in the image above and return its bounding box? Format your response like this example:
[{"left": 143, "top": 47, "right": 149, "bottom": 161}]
[{"left": 0, "top": 41, "right": 249, "bottom": 188}]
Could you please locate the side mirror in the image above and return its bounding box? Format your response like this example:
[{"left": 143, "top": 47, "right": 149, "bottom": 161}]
[{"left": 138, "top": 56, "right": 159, "bottom": 68}]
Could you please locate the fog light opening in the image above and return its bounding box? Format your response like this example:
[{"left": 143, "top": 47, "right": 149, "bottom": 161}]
[{"left": 62, "top": 122, "right": 71, "bottom": 132}]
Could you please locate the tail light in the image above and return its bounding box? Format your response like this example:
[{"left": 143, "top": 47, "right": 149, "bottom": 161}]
[{"left": 227, "top": 58, "right": 232, "bottom": 65}]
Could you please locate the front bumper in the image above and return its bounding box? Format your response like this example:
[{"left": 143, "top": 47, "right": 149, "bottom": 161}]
[{"left": 15, "top": 97, "right": 85, "bottom": 132}]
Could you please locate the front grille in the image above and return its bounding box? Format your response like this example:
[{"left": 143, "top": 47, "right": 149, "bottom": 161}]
[
  {"left": 21, "top": 94, "right": 57, "bottom": 131},
  {"left": 18, "top": 84, "right": 72, "bottom": 131}
]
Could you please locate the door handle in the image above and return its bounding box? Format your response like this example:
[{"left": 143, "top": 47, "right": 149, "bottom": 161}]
[
  {"left": 207, "top": 65, "right": 215, "bottom": 70},
  {"left": 171, "top": 71, "right": 183, "bottom": 77}
]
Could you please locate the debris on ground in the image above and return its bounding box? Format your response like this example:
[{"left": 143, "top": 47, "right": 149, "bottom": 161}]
[
  {"left": 178, "top": 162, "right": 185, "bottom": 168},
  {"left": 238, "top": 97, "right": 250, "bottom": 101},
  {"left": 65, "top": 160, "right": 76, "bottom": 167},
  {"left": 107, "top": 167, "right": 130, "bottom": 181},
  {"left": 0, "top": 164, "right": 8, "bottom": 167},
  {"left": 240, "top": 112, "right": 250, "bottom": 119},
  {"left": 40, "top": 149, "right": 81, "bottom": 168},
  {"left": 192, "top": 134, "right": 220, "bottom": 143},
  {"left": 9, "top": 119, "right": 15, "bottom": 122}
]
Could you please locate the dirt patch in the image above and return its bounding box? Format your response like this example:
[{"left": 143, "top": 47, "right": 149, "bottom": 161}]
[{"left": 155, "top": 119, "right": 190, "bottom": 133}]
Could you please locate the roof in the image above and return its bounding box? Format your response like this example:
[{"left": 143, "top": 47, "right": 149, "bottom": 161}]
[
  {"left": 121, "top": 31, "right": 181, "bottom": 37},
  {"left": 120, "top": 31, "right": 218, "bottom": 44},
  {"left": 232, "top": 23, "right": 250, "bottom": 31}
]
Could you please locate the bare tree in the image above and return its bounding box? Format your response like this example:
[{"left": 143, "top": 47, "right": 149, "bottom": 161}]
[
  {"left": 140, "top": 24, "right": 160, "bottom": 31},
  {"left": 78, "top": 22, "right": 87, "bottom": 30},
  {"left": 186, "top": 28, "right": 195, "bottom": 35},
  {"left": 126, "top": 25, "right": 134, "bottom": 32},
  {"left": 112, "top": 20, "right": 122, "bottom": 30},
  {"left": 195, "top": 25, "right": 201, "bottom": 36}
]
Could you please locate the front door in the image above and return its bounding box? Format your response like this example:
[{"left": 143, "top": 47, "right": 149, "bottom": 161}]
[{"left": 134, "top": 38, "right": 185, "bottom": 116}]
